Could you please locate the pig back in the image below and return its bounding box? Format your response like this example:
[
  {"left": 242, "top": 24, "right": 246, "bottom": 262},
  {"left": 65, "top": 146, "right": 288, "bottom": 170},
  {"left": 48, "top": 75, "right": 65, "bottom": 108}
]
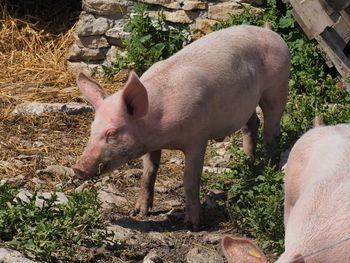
[{"left": 140, "top": 25, "right": 290, "bottom": 141}]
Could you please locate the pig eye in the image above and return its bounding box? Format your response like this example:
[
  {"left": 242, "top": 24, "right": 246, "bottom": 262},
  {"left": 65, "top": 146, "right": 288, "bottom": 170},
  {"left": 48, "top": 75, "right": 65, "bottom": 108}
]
[{"left": 105, "top": 129, "right": 118, "bottom": 142}]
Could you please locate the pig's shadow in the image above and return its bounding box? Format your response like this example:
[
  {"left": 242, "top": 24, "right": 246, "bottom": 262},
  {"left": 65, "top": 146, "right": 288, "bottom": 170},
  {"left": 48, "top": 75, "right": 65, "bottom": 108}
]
[{"left": 111, "top": 199, "right": 228, "bottom": 233}]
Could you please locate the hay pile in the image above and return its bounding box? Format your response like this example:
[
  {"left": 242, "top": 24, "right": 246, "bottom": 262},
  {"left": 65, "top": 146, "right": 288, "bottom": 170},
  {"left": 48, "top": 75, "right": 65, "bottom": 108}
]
[{"left": 0, "top": 2, "right": 127, "bottom": 186}]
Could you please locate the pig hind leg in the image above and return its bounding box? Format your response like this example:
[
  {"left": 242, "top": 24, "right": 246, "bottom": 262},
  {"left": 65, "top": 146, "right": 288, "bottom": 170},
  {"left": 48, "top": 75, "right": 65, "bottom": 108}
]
[
  {"left": 259, "top": 83, "right": 288, "bottom": 159},
  {"left": 242, "top": 112, "right": 260, "bottom": 158},
  {"left": 132, "top": 150, "right": 161, "bottom": 216}
]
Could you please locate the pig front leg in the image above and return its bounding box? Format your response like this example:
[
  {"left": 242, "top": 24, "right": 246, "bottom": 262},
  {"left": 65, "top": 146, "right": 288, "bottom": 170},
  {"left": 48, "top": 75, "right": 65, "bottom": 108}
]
[
  {"left": 132, "top": 150, "right": 161, "bottom": 216},
  {"left": 183, "top": 141, "right": 208, "bottom": 231},
  {"left": 242, "top": 112, "right": 260, "bottom": 158}
]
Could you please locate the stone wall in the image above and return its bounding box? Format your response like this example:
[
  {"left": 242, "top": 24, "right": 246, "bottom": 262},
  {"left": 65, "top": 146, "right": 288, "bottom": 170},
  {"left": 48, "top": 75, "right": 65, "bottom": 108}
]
[{"left": 67, "top": 0, "right": 264, "bottom": 74}]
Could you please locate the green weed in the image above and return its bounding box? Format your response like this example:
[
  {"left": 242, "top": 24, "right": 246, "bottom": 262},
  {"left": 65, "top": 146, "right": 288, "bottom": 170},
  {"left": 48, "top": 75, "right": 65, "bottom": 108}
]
[
  {"left": 0, "top": 184, "right": 114, "bottom": 262},
  {"left": 102, "top": 3, "right": 189, "bottom": 77}
]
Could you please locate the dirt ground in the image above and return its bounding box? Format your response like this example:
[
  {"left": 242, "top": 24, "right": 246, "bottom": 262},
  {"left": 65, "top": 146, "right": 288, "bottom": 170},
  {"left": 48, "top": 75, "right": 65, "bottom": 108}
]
[{"left": 0, "top": 72, "right": 237, "bottom": 262}]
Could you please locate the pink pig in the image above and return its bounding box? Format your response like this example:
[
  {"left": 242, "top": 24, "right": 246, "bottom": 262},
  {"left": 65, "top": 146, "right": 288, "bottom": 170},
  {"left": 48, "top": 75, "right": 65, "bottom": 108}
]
[
  {"left": 72, "top": 25, "right": 290, "bottom": 230},
  {"left": 222, "top": 121, "right": 350, "bottom": 262}
]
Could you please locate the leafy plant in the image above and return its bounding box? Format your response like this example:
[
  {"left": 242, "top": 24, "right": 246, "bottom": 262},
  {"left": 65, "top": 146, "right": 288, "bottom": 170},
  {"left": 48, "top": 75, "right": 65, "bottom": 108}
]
[
  {"left": 0, "top": 184, "right": 114, "bottom": 262},
  {"left": 102, "top": 3, "right": 189, "bottom": 77}
]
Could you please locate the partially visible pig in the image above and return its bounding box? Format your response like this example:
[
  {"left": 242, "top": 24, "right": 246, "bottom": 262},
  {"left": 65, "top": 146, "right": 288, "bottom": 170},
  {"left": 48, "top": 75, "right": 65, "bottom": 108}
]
[
  {"left": 72, "top": 25, "right": 290, "bottom": 230},
  {"left": 222, "top": 121, "right": 350, "bottom": 262}
]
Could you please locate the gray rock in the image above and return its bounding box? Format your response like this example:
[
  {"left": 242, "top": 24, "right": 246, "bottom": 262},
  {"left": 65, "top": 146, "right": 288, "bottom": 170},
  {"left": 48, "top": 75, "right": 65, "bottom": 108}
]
[
  {"left": 139, "top": 0, "right": 180, "bottom": 9},
  {"left": 76, "top": 12, "right": 112, "bottom": 36},
  {"left": 35, "top": 192, "right": 69, "bottom": 208},
  {"left": 105, "top": 19, "right": 130, "bottom": 47},
  {"left": 203, "top": 166, "right": 232, "bottom": 174},
  {"left": 208, "top": 2, "right": 246, "bottom": 20},
  {"left": 143, "top": 249, "right": 163, "bottom": 263},
  {"left": 76, "top": 35, "right": 110, "bottom": 49},
  {"left": 204, "top": 190, "right": 226, "bottom": 210},
  {"left": 15, "top": 190, "right": 69, "bottom": 208},
  {"left": 183, "top": 0, "right": 207, "bottom": 10},
  {"left": 105, "top": 45, "right": 121, "bottom": 65},
  {"left": 204, "top": 233, "right": 222, "bottom": 245},
  {"left": 155, "top": 185, "right": 168, "bottom": 193},
  {"left": 124, "top": 168, "right": 143, "bottom": 179},
  {"left": 106, "top": 224, "right": 136, "bottom": 243},
  {"left": 168, "top": 156, "right": 183, "bottom": 165},
  {"left": 31, "top": 177, "right": 45, "bottom": 186},
  {"left": 97, "top": 189, "right": 128, "bottom": 208},
  {"left": 83, "top": 0, "right": 127, "bottom": 16},
  {"left": 147, "top": 232, "right": 169, "bottom": 245},
  {"left": 12, "top": 102, "right": 94, "bottom": 115},
  {"left": 186, "top": 247, "right": 224, "bottom": 263},
  {"left": 163, "top": 199, "right": 182, "bottom": 207},
  {"left": 67, "top": 60, "right": 103, "bottom": 75},
  {"left": 36, "top": 165, "right": 75, "bottom": 177},
  {"left": 67, "top": 43, "right": 109, "bottom": 61},
  {"left": 0, "top": 248, "right": 39, "bottom": 263},
  {"left": 208, "top": 156, "right": 228, "bottom": 167}
]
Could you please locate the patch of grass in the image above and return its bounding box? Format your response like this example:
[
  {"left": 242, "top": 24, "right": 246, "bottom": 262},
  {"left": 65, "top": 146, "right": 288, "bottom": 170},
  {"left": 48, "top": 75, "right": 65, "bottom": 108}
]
[
  {"left": 102, "top": 3, "right": 190, "bottom": 77},
  {"left": 0, "top": 184, "right": 115, "bottom": 262},
  {"left": 203, "top": 0, "right": 350, "bottom": 255}
]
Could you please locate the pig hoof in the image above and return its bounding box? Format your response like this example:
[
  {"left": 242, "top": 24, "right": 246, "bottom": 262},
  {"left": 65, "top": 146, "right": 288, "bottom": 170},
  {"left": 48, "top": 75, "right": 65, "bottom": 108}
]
[
  {"left": 185, "top": 219, "right": 200, "bottom": 232},
  {"left": 130, "top": 207, "right": 149, "bottom": 217}
]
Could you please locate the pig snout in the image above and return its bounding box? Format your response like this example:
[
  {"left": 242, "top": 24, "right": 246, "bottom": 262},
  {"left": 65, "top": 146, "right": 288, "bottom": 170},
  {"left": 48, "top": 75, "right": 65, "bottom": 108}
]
[{"left": 72, "top": 163, "right": 93, "bottom": 180}]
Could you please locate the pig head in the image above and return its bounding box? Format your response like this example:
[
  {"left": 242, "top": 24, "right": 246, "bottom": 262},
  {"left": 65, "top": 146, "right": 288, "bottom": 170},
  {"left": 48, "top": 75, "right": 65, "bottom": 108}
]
[
  {"left": 72, "top": 25, "right": 290, "bottom": 231},
  {"left": 222, "top": 121, "right": 350, "bottom": 262}
]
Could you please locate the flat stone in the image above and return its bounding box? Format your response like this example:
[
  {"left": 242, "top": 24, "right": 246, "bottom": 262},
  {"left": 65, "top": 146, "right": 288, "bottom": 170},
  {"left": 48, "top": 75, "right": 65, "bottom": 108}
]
[
  {"left": 15, "top": 190, "right": 69, "bottom": 208},
  {"left": 186, "top": 247, "right": 224, "bottom": 263},
  {"left": 140, "top": 0, "right": 180, "bottom": 9},
  {"left": 67, "top": 43, "right": 109, "bottom": 61},
  {"left": 148, "top": 10, "right": 198, "bottom": 23},
  {"left": 169, "top": 157, "right": 183, "bottom": 164},
  {"left": 97, "top": 190, "right": 128, "bottom": 208},
  {"left": 67, "top": 60, "right": 103, "bottom": 75},
  {"left": 123, "top": 168, "right": 143, "bottom": 179},
  {"left": 12, "top": 102, "right": 94, "bottom": 115},
  {"left": 83, "top": 0, "right": 127, "bottom": 16},
  {"left": 183, "top": 0, "right": 207, "bottom": 10},
  {"left": 203, "top": 166, "right": 232, "bottom": 174},
  {"left": 36, "top": 165, "right": 75, "bottom": 177},
  {"left": 208, "top": 2, "right": 246, "bottom": 20},
  {"left": 194, "top": 19, "right": 218, "bottom": 34},
  {"left": 0, "top": 248, "right": 39, "bottom": 263},
  {"left": 106, "top": 224, "right": 136, "bottom": 242},
  {"left": 143, "top": 249, "right": 163, "bottom": 263},
  {"left": 76, "top": 12, "right": 112, "bottom": 36},
  {"left": 76, "top": 35, "right": 110, "bottom": 49},
  {"left": 204, "top": 233, "right": 223, "bottom": 245},
  {"left": 208, "top": 156, "right": 228, "bottom": 167}
]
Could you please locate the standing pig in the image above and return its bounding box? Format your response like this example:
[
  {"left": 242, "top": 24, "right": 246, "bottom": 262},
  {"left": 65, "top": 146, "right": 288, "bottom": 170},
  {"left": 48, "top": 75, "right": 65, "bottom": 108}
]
[
  {"left": 222, "top": 121, "right": 350, "bottom": 262},
  {"left": 72, "top": 25, "right": 290, "bottom": 230}
]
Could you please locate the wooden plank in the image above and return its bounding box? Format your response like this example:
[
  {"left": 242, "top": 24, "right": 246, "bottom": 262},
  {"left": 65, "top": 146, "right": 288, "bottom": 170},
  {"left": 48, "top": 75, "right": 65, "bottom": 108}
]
[
  {"left": 319, "top": 0, "right": 335, "bottom": 16},
  {"left": 318, "top": 30, "right": 350, "bottom": 77},
  {"left": 324, "top": 0, "right": 350, "bottom": 11},
  {"left": 291, "top": 8, "right": 314, "bottom": 39},
  {"left": 289, "top": 0, "right": 334, "bottom": 35},
  {"left": 333, "top": 16, "right": 350, "bottom": 43}
]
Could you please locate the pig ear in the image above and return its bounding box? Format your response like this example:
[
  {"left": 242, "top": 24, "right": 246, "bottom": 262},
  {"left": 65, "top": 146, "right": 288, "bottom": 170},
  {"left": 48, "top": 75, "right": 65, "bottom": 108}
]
[
  {"left": 76, "top": 72, "right": 106, "bottom": 109},
  {"left": 221, "top": 236, "right": 268, "bottom": 263},
  {"left": 122, "top": 71, "right": 148, "bottom": 119}
]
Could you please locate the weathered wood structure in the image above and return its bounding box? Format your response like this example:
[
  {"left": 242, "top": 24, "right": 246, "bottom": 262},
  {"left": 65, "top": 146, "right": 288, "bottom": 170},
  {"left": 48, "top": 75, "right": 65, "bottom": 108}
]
[{"left": 286, "top": 0, "right": 350, "bottom": 77}]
